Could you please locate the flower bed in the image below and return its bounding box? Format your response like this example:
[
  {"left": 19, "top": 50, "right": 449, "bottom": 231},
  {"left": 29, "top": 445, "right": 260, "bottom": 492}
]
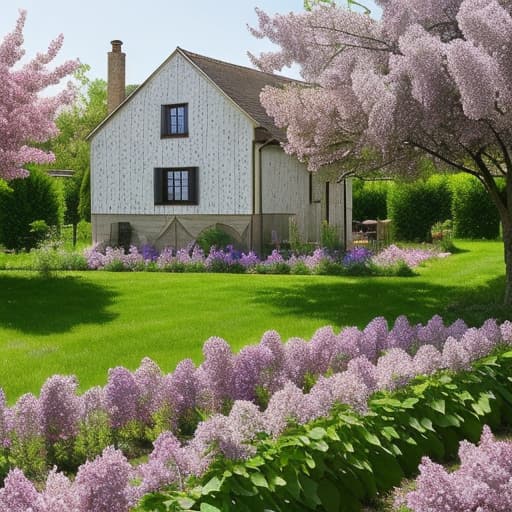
[
  {"left": 83, "top": 243, "right": 447, "bottom": 275},
  {"left": 0, "top": 315, "right": 510, "bottom": 510}
]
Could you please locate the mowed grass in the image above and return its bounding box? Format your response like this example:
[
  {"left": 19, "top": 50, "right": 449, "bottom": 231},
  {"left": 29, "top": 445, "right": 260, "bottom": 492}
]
[{"left": 0, "top": 240, "right": 507, "bottom": 401}]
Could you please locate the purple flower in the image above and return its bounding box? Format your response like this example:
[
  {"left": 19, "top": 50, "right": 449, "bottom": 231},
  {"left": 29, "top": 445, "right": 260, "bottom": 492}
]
[
  {"left": 40, "top": 468, "right": 80, "bottom": 512},
  {"left": 40, "top": 375, "right": 82, "bottom": 442},
  {"left": 343, "top": 247, "right": 372, "bottom": 266},
  {"left": 8, "top": 393, "right": 43, "bottom": 440},
  {"left": 284, "top": 337, "right": 312, "bottom": 387},
  {"left": 105, "top": 367, "right": 141, "bottom": 429},
  {"left": 75, "top": 446, "right": 133, "bottom": 512},
  {"left": 387, "top": 315, "right": 417, "bottom": 351},
  {"left": 0, "top": 468, "right": 41, "bottom": 511},
  {"left": 134, "top": 358, "right": 164, "bottom": 423},
  {"left": 376, "top": 348, "right": 415, "bottom": 390},
  {"left": 413, "top": 344, "right": 443, "bottom": 375},
  {"left": 362, "top": 316, "right": 389, "bottom": 360},
  {"left": 232, "top": 345, "right": 274, "bottom": 401},
  {"left": 442, "top": 337, "right": 471, "bottom": 372},
  {"left": 196, "top": 337, "right": 234, "bottom": 412}
]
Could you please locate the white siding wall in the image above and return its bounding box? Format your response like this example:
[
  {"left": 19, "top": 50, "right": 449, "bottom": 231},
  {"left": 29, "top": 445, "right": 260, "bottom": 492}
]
[
  {"left": 260, "top": 145, "right": 322, "bottom": 242},
  {"left": 91, "top": 53, "right": 255, "bottom": 216}
]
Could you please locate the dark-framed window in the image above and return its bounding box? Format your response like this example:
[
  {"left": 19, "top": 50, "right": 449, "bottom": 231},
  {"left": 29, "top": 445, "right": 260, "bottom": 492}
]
[
  {"left": 161, "top": 104, "right": 188, "bottom": 137},
  {"left": 154, "top": 167, "right": 198, "bottom": 205}
]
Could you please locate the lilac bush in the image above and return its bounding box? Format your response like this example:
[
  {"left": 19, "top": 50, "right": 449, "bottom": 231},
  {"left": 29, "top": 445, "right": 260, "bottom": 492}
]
[
  {"left": 405, "top": 426, "right": 512, "bottom": 512},
  {"left": 372, "top": 244, "right": 450, "bottom": 268},
  {"left": 0, "top": 313, "right": 509, "bottom": 510}
]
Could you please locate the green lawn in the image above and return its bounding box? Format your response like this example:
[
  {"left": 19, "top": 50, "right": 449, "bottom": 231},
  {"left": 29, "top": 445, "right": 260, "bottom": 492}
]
[{"left": 0, "top": 240, "right": 507, "bottom": 401}]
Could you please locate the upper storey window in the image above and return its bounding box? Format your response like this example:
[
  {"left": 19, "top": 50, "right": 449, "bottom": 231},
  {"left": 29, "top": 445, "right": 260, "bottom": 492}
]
[{"left": 161, "top": 103, "right": 188, "bottom": 137}]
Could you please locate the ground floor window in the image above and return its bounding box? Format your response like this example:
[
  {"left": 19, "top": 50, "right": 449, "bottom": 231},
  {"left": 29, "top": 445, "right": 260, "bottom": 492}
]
[{"left": 154, "top": 167, "right": 198, "bottom": 205}]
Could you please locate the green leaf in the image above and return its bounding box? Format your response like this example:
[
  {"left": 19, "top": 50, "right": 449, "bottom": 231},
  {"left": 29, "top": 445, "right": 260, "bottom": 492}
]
[
  {"left": 401, "top": 397, "right": 419, "bottom": 408},
  {"left": 176, "top": 497, "right": 196, "bottom": 509},
  {"left": 363, "top": 431, "right": 382, "bottom": 447},
  {"left": 318, "top": 479, "right": 341, "bottom": 512},
  {"left": 309, "top": 426, "right": 327, "bottom": 440},
  {"left": 435, "top": 414, "right": 461, "bottom": 428},
  {"left": 200, "top": 503, "right": 222, "bottom": 512},
  {"left": 250, "top": 472, "right": 269, "bottom": 488},
  {"left": 202, "top": 476, "right": 223, "bottom": 495},
  {"left": 429, "top": 399, "right": 445, "bottom": 414}
]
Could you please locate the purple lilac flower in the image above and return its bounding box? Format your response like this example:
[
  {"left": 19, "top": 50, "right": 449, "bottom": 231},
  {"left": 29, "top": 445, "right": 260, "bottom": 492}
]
[
  {"left": 0, "top": 468, "right": 41, "bottom": 512},
  {"left": 460, "top": 328, "right": 495, "bottom": 361},
  {"left": 0, "top": 390, "right": 7, "bottom": 449},
  {"left": 416, "top": 314, "right": 448, "bottom": 348},
  {"left": 8, "top": 393, "right": 43, "bottom": 440},
  {"left": 334, "top": 326, "right": 365, "bottom": 371},
  {"left": 191, "top": 413, "right": 250, "bottom": 462},
  {"left": 501, "top": 320, "right": 512, "bottom": 344},
  {"left": 304, "top": 248, "right": 333, "bottom": 270},
  {"left": 81, "top": 386, "right": 109, "bottom": 421},
  {"left": 40, "top": 375, "right": 82, "bottom": 442},
  {"left": 259, "top": 330, "right": 287, "bottom": 393},
  {"left": 346, "top": 356, "right": 378, "bottom": 393},
  {"left": 140, "top": 244, "right": 159, "bottom": 262},
  {"left": 133, "top": 358, "right": 164, "bottom": 423},
  {"left": 387, "top": 315, "right": 418, "bottom": 351},
  {"left": 446, "top": 319, "right": 469, "bottom": 341},
  {"left": 479, "top": 319, "right": 502, "bottom": 345},
  {"left": 263, "top": 382, "right": 307, "bottom": 437},
  {"left": 196, "top": 337, "right": 234, "bottom": 412},
  {"left": 136, "top": 432, "right": 196, "bottom": 495},
  {"left": 376, "top": 348, "right": 415, "bottom": 390},
  {"left": 162, "top": 359, "right": 199, "bottom": 423},
  {"left": 232, "top": 345, "right": 274, "bottom": 401},
  {"left": 40, "top": 468, "right": 80, "bottom": 512},
  {"left": 105, "top": 367, "right": 141, "bottom": 429},
  {"left": 284, "top": 337, "right": 312, "bottom": 387},
  {"left": 264, "top": 249, "right": 285, "bottom": 265},
  {"left": 406, "top": 426, "right": 512, "bottom": 512},
  {"left": 239, "top": 251, "right": 259, "bottom": 268},
  {"left": 343, "top": 247, "right": 372, "bottom": 266},
  {"left": 75, "top": 446, "right": 133, "bottom": 512},
  {"left": 309, "top": 326, "right": 339, "bottom": 375},
  {"left": 156, "top": 247, "right": 175, "bottom": 268},
  {"left": 442, "top": 337, "right": 471, "bottom": 372},
  {"left": 362, "top": 316, "right": 389, "bottom": 360},
  {"left": 413, "top": 345, "right": 444, "bottom": 375}
]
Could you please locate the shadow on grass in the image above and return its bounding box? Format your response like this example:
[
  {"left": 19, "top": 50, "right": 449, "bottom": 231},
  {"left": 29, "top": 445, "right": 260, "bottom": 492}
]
[
  {"left": 252, "top": 275, "right": 509, "bottom": 328},
  {"left": 0, "top": 273, "right": 117, "bottom": 334}
]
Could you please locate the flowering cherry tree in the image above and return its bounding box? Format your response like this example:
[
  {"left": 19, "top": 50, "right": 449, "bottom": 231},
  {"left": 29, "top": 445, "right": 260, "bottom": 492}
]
[
  {"left": 250, "top": 0, "right": 512, "bottom": 304},
  {"left": 0, "top": 10, "right": 79, "bottom": 180}
]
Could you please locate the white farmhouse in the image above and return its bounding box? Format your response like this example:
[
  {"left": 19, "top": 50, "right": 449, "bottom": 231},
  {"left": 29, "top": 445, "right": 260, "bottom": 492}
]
[{"left": 88, "top": 42, "right": 352, "bottom": 252}]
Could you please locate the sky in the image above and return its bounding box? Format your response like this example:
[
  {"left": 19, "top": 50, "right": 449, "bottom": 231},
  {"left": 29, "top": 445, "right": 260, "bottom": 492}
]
[{"left": 2, "top": 0, "right": 381, "bottom": 89}]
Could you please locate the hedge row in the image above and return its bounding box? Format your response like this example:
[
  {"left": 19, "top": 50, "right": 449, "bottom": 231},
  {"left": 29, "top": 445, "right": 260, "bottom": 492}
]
[
  {"left": 140, "top": 350, "right": 512, "bottom": 511},
  {"left": 353, "top": 174, "right": 503, "bottom": 242}
]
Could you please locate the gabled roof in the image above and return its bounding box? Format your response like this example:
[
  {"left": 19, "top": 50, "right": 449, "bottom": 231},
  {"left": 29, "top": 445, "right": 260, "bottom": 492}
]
[{"left": 88, "top": 47, "right": 303, "bottom": 141}]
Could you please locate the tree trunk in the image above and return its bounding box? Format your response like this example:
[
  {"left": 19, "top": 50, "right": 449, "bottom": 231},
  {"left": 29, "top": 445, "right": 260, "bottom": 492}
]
[
  {"left": 503, "top": 218, "right": 512, "bottom": 305},
  {"left": 72, "top": 223, "right": 77, "bottom": 248}
]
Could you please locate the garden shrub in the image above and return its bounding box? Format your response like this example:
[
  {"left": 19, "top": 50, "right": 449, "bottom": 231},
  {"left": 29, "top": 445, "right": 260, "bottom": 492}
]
[
  {"left": 387, "top": 176, "right": 452, "bottom": 242},
  {"left": 0, "top": 168, "right": 63, "bottom": 250},
  {"left": 196, "top": 227, "right": 232, "bottom": 254},
  {"left": 320, "top": 220, "right": 341, "bottom": 251},
  {"left": 352, "top": 179, "right": 389, "bottom": 221},
  {"left": 450, "top": 174, "right": 501, "bottom": 239},
  {"left": 141, "top": 350, "right": 512, "bottom": 512}
]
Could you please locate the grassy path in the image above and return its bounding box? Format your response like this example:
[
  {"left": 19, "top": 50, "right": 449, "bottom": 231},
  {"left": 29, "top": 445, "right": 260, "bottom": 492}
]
[{"left": 0, "top": 240, "right": 507, "bottom": 400}]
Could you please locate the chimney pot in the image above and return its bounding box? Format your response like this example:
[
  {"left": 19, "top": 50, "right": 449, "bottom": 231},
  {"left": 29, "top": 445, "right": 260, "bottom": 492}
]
[{"left": 111, "top": 40, "right": 123, "bottom": 53}]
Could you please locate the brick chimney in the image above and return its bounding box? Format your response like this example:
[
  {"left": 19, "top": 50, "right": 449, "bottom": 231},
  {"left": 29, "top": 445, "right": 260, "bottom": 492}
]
[{"left": 107, "top": 40, "right": 125, "bottom": 113}]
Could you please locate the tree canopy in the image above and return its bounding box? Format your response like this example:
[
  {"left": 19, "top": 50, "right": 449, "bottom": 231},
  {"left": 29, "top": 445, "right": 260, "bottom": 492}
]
[
  {"left": 0, "top": 10, "right": 79, "bottom": 180},
  {"left": 251, "top": 0, "right": 512, "bottom": 303}
]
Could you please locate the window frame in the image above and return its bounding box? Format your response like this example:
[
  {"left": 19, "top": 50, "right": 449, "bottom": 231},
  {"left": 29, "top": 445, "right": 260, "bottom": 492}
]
[
  {"left": 161, "top": 103, "right": 189, "bottom": 138},
  {"left": 154, "top": 167, "right": 198, "bottom": 205}
]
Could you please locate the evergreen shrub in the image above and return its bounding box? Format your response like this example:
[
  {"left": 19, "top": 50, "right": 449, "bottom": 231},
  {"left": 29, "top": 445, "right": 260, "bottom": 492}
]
[{"left": 387, "top": 176, "right": 452, "bottom": 242}]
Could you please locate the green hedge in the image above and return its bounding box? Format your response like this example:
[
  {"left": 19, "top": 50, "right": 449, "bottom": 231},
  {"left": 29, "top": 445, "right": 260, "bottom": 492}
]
[
  {"left": 450, "top": 174, "right": 502, "bottom": 239},
  {"left": 387, "top": 176, "right": 452, "bottom": 242},
  {"left": 139, "top": 350, "right": 512, "bottom": 512},
  {"left": 352, "top": 180, "right": 389, "bottom": 221},
  {"left": 0, "top": 169, "right": 62, "bottom": 250}
]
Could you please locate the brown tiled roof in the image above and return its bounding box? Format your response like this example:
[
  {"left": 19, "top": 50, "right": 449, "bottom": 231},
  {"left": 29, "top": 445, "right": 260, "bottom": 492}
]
[{"left": 180, "top": 48, "right": 302, "bottom": 142}]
